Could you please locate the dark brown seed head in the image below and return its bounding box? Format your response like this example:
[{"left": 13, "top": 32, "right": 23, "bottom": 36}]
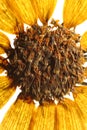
[{"left": 1, "top": 20, "right": 84, "bottom": 104}]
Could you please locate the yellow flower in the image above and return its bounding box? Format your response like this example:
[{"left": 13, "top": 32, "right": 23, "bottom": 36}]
[{"left": 0, "top": 0, "right": 87, "bottom": 130}]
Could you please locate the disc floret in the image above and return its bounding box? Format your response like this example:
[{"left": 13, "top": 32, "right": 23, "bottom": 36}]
[{"left": 3, "top": 21, "right": 84, "bottom": 104}]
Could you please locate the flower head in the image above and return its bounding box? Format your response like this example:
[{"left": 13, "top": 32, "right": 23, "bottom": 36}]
[{"left": 0, "top": 0, "right": 87, "bottom": 130}]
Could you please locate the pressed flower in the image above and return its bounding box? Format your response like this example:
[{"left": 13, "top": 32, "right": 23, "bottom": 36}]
[{"left": 0, "top": 0, "right": 87, "bottom": 130}]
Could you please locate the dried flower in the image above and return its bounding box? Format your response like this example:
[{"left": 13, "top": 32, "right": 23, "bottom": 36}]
[{"left": 0, "top": 0, "right": 87, "bottom": 130}]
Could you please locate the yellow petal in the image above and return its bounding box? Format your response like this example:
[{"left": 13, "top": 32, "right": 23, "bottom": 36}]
[
  {"left": 57, "top": 99, "right": 87, "bottom": 130},
  {"left": 0, "top": 100, "right": 35, "bottom": 130},
  {"left": 0, "top": 32, "right": 10, "bottom": 54},
  {"left": 7, "top": 0, "right": 37, "bottom": 25},
  {"left": 2, "top": 100, "right": 85, "bottom": 130},
  {"left": 0, "top": 48, "right": 5, "bottom": 55},
  {"left": 0, "top": 0, "right": 23, "bottom": 33},
  {"left": 31, "top": 0, "right": 58, "bottom": 24},
  {"left": 0, "top": 76, "right": 13, "bottom": 108},
  {"left": 0, "top": 76, "right": 12, "bottom": 89},
  {"left": 74, "top": 86, "right": 87, "bottom": 128},
  {"left": 63, "top": 0, "right": 87, "bottom": 28},
  {"left": 0, "top": 100, "right": 56, "bottom": 130},
  {"left": 29, "top": 96, "right": 87, "bottom": 130},
  {"left": 29, "top": 104, "right": 56, "bottom": 130},
  {"left": 0, "top": 86, "right": 87, "bottom": 129},
  {"left": 80, "top": 32, "right": 87, "bottom": 51}
]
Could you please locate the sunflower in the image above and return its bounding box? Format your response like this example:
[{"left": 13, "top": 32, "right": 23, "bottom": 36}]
[{"left": 0, "top": 0, "right": 87, "bottom": 130}]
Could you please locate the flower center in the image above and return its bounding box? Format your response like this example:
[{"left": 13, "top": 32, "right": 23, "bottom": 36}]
[{"left": 3, "top": 20, "right": 84, "bottom": 104}]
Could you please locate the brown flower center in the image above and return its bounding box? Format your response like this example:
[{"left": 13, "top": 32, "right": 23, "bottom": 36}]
[{"left": 2, "top": 20, "right": 84, "bottom": 104}]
